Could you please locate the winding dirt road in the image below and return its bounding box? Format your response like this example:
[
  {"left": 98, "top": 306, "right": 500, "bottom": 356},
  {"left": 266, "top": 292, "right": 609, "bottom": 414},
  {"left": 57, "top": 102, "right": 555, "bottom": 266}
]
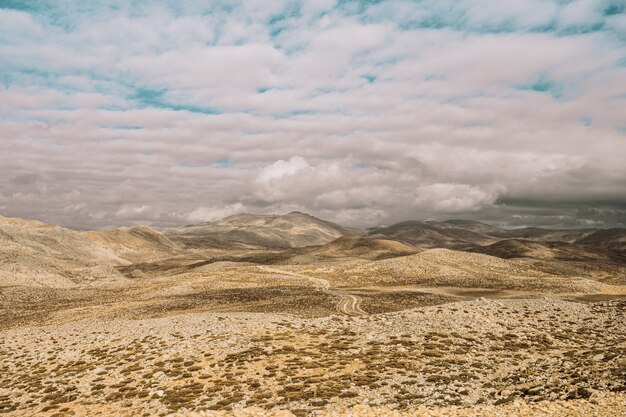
[
  {"left": 333, "top": 293, "right": 367, "bottom": 316},
  {"left": 260, "top": 266, "right": 367, "bottom": 316}
]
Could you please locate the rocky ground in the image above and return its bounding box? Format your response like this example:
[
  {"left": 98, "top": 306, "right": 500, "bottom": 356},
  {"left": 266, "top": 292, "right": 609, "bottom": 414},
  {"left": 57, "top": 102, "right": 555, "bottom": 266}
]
[
  {"left": 171, "top": 393, "right": 626, "bottom": 417},
  {"left": 1, "top": 297, "right": 624, "bottom": 416}
]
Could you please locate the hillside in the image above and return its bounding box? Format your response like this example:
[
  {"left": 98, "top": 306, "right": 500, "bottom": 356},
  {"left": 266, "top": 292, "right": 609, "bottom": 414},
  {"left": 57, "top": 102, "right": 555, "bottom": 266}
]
[
  {"left": 367, "top": 220, "right": 607, "bottom": 252},
  {"left": 164, "top": 211, "right": 364, "bottom": 249},
  {"left": 0, "top": 216, "right": 181, "bottom": 288},
  {"left": 86, "top": 226, "right": 181, "bottom": 263},
  {"left": 506, "top": 227, "right": 598, "bottom": 242},
  {"left": 367, "top": 220, "right": 499, "bottom": 249},
  {"left": 297, "top": 236, "right": 417, "bottom": 260},
  {"left": 2, "top": 212, "right": 625, "bottom": 290},
  {"left": 576, "top": 228, "right": 626, "bottom": 255},
  {"left": 290, "top": 248, "right": 619, "bottom": 293},
  {"left": 468, "top": 239, "right": 626, "bottom": 263},
  {"left": 0, "top": 215, "right": 125, "bottom": 288}
]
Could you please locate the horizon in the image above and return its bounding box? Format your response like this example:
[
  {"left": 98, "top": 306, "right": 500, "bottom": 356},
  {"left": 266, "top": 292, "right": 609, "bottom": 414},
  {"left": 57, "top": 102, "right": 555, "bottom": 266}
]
[
  {"left": 1, "top": 1, "right": 625, "bottom": 229},
  {"left": 2, "top": 209, "right": 621, "bottom": 232}
]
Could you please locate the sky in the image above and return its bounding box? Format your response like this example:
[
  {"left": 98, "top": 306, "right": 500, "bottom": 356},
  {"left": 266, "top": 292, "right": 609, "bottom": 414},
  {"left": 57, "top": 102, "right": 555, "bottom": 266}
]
[{"left": 1, "top": 0, "right": 625, "bottom": 229}]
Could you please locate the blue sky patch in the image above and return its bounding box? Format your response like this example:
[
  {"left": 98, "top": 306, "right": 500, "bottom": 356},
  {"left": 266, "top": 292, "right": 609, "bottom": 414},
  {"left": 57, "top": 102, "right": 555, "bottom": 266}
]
[
  {"left": 516, "top": 76, "right": 563, "bottom": 100},
  {"left": 274, "top": 109, "right": 315, "bottom": 118},
  {"left": 113, "top": 125, "right": 143, "bottom": 130},
  {"left": 362, "top": 74, "right": 376, "bottom": 83},
  {"left": 133, "top": 87, "right": 220, "bottom": 115},
  {"left": 213, "top": 159, "right": 233, "bottom": 168}
]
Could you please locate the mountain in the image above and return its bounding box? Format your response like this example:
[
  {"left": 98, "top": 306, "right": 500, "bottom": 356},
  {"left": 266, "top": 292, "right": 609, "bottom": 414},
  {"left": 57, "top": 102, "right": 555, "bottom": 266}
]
[
  {"left": 0, "top": 215, "right": 180, "bottom": 288},
  {"left": 439, "top": 219, "right": 507, "bottom": 236},
  {"left": 367, "top": 220, "right": 500, "bottom": 250},
  {"left": 164, "top": 211, "right": 364, "bottom": 249},
  {"left": 314, "top": 248, "right": 617, "bottom": 293},
  {"left": 468, "top": 239, "right": 626, "bottom": 263},
  {"left": 2, "top": 211, "right": 625, "bottom": 289},
  {"left": 576, "top": 228, "right": 626, "bottom": 255},
  {"left": 296, "top": 236, "right": 417, "bottom": 260},
  {"left": 505, "top": 227, "right": 598, "bottom": 242},
  {"left": 366, "top": 219, "right": 608, "bottom": 252},
  {"left": 0, "top": 215, "right": 124, "bottom": 288},
  {"left": 86, "top": 225, "right": 181, "bottom": 263}
]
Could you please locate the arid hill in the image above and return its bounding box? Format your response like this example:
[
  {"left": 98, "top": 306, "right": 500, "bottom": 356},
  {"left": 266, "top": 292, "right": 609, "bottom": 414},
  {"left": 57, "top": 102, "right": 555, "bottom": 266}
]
[
  {"left": 468, "top": 239, "right": 626, "bottom": 263},
  {"left": 164, "top": 211, "right": 363, "bottom": 249},
  {"left": 365, "top": 220, "right": 626, "bottom": 265},
  {"left": 289, "top": 247, "right": 626, "bottom": 291},
  {"left": 575, "top": 228, "right": 626, "bottom": 255},
  {"left": 0, "top": 215, "right": 180, "bottom": 288},
  {"left": 505, "top": 227, "right": 598, "bottom": 242},
  {"left": 367, "top": 220, "right": 500, "bottom": 249},
  {"left": 0, "top": 215, "right": 124, "bottom": 288},
  {"left": 3, "top": 213, "right": 624, "bottom": 289},
  {"left": 294, "top": 236, "right": 417, "bottom": 261},
  {"left": 85, "top": 225, "right": 181, "bottom": 263}
]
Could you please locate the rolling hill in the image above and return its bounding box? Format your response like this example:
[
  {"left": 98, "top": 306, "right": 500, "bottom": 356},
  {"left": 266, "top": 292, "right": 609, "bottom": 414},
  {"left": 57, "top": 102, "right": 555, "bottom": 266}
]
[
  {"left": 367, "top": 220, "right": 500, "bottom": 249},
  {"left": 468, "top": 239, "right": 626, "bottom": 263},
  {"left": 0, "top": 215, "right": 182, "bottom": 288},
  {"left": 164, "top": 211, "right": 364, "bottom": 249},
  {"left": 575, "top": 228, "right": 626, "bottom": 255},
  {"left": 2, "top": 212, "right": 625, "bottom": 289},
  {"left": 295, "top": 236, "right": 417, "bottom": 260},
  {"left": 296, "top": 248, "right": 617, "bottom": 293}
]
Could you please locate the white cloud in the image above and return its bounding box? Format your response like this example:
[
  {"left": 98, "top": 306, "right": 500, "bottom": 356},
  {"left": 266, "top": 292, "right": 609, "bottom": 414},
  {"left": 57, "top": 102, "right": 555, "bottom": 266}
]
[
  {"left": 257, "top": 156, "right": 311, "bottom": 182},
  {"left": 558, "top": 0, "right": 605, "bottom": 29},
  {"left": 415, "top": 184, "right": 503, "bottom": 213},
  {"left": 187, "top": 203, "right": 246, "bottom": 223}
]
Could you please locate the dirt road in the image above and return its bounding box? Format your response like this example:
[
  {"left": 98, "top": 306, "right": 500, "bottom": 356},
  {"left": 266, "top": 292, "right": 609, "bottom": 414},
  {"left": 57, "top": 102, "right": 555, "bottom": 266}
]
[{"left": 259, "top": 266, "right": 367, "bottom": 316}]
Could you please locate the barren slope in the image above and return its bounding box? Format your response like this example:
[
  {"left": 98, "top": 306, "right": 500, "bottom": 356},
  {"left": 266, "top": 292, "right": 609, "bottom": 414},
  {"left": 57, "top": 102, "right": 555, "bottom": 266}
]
[
  {"left": 0, "top": 216, "right": 182, "bottom": 288},
  {"left": 468, "top": 239, "right": 626, "bottom": 263},
  {"left": 165, "top": 211, "right": 363, "bottom": 249},
  {"left": 296, "top": 236, "right": 417, "bottom": 260},
  {"left": 86, "top": 226, "right": 182, "bottom": 263},
  {"left": 285, "top": 248, "right": 625, "bottom": 293},
  {"left": 0, "top": 216, "right": 126, "bottom": 288},
  {"left": 368, "top": 221, "right": 500, "bottom": 250},
  {"left": 576, "top": 228, "right": 626, "bottom": 255}
]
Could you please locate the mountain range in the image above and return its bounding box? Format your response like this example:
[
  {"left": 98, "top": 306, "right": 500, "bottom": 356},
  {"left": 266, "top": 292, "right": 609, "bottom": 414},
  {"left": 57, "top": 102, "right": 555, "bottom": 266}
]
[{"left": 1, "top": 211, "right": 624, "bottom": 288}]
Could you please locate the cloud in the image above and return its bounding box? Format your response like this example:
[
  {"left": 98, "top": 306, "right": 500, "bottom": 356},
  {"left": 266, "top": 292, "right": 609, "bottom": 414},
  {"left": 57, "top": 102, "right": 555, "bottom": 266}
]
[
  {"left": 257, "top": 156, "right": 311, "bottom": 182},
  {"left": 187, "top": 203, "right": 246, "bottom": 223},
  {"left": 0, "top": 1, "right": 625, "bottom": 229},
  {"left": 415, "top": 184, "right": 504, "bottom": 213}
]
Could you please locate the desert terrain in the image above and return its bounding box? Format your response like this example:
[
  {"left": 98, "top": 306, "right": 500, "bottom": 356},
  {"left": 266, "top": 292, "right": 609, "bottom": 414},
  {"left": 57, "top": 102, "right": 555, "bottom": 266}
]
[{"left": 1, "top": 212, "right": 625, "bottom": 416}]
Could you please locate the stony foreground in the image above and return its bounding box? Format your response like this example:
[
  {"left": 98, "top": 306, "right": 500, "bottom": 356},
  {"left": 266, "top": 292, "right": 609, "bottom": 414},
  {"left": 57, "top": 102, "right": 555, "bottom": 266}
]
[
  {"left": 1, "top": 297, "right": 625, "bottom": 416},
  {"left": 171, "top": 393, "right": 626, "bottom": 417}
]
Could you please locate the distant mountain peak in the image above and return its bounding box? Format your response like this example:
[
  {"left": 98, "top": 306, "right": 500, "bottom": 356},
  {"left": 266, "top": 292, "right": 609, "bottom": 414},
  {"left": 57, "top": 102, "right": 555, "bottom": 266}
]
[
  {"left": 165, "top": 211, "right": 363, "bottom": 249},
  {"left": 286, "top": 210, "right": 307, "bottom": 216},
  {"left": 443, "top": 219, "right": 485, "bottom": 225}
]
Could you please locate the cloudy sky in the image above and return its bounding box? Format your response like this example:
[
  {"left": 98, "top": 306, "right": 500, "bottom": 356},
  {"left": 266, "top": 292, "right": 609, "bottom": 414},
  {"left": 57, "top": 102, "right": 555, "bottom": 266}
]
[{"left": 1, "top": 0, "right": 625, "bottom": 229}]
